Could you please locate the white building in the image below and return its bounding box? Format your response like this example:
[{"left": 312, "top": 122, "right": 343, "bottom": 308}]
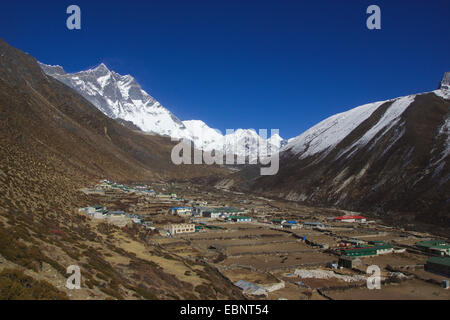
[
  {"left": 202, "top": 211, "right": 222, "bottom": 219},
  {"left": 93, "top": 212, "right": 107, "bottom": 219},
  {"left": 333, "top": 215, "right": 367, "bottom": 223},
  {"left": 170, "top": 207, "right": 192, "bottom": 216},
  {"left": 165, "top": 224, "right": 196, "bottom": 235}
]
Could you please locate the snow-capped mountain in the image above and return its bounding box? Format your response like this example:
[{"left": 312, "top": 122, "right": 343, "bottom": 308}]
[
  {"left": 182, "top": 120, "right": 224, "bottom": 151},
  {"left": 235, "top": 74, "right": 450, "bottom": 227},
  {"left": 224, "top": 129, "right": 271, "bottom": 159},
  {"left": 181, "top": 122, "right": 284, "bottom": 157},
  {"left": 267, "top": 133, "right": 287, "bottom": 148},
  {"left": 282, "top": 95, "right": 419, "bottom": 162},
  {"left": 39, "top": 62, "right": 190, "bottom": 139},
  {"left": 435, "top": 71, "right": 450, "bottom": 100},
  {"left": 282, "top": 77, "right": 449, "bottom": 163},
  {"left": 439, "top": 71, "right": 450, "bottom": 90},
  {"left": 39, "top": 62, "right": 285, "bottom": 156}
]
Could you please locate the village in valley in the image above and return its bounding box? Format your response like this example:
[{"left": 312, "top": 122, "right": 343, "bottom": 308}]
[{"left": 76, "top": 179, "right": 450, "bottom": 300}]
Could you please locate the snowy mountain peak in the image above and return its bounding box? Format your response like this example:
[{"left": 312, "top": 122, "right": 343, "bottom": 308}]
[
  {"left": 434, "top": 72, "right": 450, "bottom": 100},
  {"left": 38, "top": 62, "right": 284, "bottom": 157},
  {"left": 283, "top": 94, "right": 418, "bottom": 161},
  {"left": 89, "top": 63, "right": 113, "bottom": 77},
  {"left": 439, "top": 71, "right": 450, "bottom": 90},
  {"left": 228, "top": 128, "right": 257, "bottom": 137},
  {"left": 38, "top": 63, "right": 66, "bottom": 76},
  {"left": 39, "top": 61, "right": 186, "bottom": 137},
  {"left": 183, "top": 119, "right": 209, "bottom": 128},
  {"left": 96, "top": 62, "right": 108, "bottom": 70},
  {"left": 267, "top": 133, "right": 287, "bottom": 147}
]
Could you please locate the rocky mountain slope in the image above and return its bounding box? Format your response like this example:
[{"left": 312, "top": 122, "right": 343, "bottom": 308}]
[{"left": 233, "top": 79, "right": 450, "bottom": 229}]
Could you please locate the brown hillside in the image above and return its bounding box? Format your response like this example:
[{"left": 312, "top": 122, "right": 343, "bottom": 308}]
[
  {"left": 0, "top": 38, "right": 242, "bottom": 300},
  {"left": 232, "top": 93, "right": 450, "bottom": 232}
]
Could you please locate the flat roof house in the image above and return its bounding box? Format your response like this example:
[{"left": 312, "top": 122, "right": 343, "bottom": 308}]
[
  {"left": 165, "top": 223, "right": 196, "bottom": 235},
  {"left": 341, "top": 247, "right": 377, "bottom": 257},
  {"left": 341, "top": 243, "right": 393, "bottom": 257},
  {"left": 416, "top": 240, "right": 450, "bottom": 256},
  {"left": 425, "top": 256, "right": 450, "bottom": 277},
  {"left": 230, "top": 216, "right": 252, "bottom": 223},
  {"left": 282, "top": 221, "right": 299, "bottom": 229},
  {"left": 192, "top": 206, "right": 211, "bottom": 215},
  {"left": 234, "top": 280, "right": 268, "bottom": 297},
  {"left": 373, "top": 243, "right": 394, "bottom": 255},
  {"left": 93, "top": 211, "right": 108, "bottom": 220},
  {"left": 202, "top": 211, "right": 222, "bottom": 219},
  {"left": 108, "top": 210, "right": 126, "bottom": 217},
  {"left": 333, "top": 215, "right": 367, "bottom": 223},
  {"left": 345, "top": 239, "right": 366, "bottom": 246},
  {"left": 339, "top": 256, "right": 362, "bottom": 269},
  {"left": 196, "top": 207, "right": 244, "bottom": 218},
  {"left": 303, "top": 222, "right": 324, "bottom": 229},
  {"left": 170, "top": 207, "right": 192, "bottom": 216}
]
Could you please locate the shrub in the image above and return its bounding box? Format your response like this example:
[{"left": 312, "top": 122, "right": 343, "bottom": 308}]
[
  {"left": 131, "top": 285, "right": 158, "bottom": 300},
  {"left": 0, "top": 268, "right": 68, "bottom": 300}
]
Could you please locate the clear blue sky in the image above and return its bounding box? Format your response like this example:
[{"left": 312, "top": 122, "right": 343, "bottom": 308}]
[{"left": 1, "top": 0, "right": 449, "bottom": 139}]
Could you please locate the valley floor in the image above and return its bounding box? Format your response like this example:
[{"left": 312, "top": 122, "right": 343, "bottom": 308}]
[{"left": 39, "top": 180, "right": 448, "bottom": 300}]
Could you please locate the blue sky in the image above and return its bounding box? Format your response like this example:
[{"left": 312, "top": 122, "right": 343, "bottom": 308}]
[{"left": 1, "top": 0, "right": 449, "bottom": 139}]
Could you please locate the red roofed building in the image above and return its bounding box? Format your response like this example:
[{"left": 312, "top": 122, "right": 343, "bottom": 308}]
[{"left": 333, "top": 215, "right": 367, "bottom": 223}]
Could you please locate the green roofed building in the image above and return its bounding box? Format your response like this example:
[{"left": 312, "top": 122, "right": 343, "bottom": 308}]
[
  {"left": 341, "top": 247, "right": 377, "bottom": 257},
  {"left": 416, "top": 240, "right": 450, "bottom": 256},
  {"left": 207, "top": 207, "right": 242, "bottom": 214},
  {"left": 196, "top": 206, "right": 245, "bottom": 218},
  {"left": 341, "top": 243, "right": 393, "bottom": 257},
  {"left": 372, "top": 243, "right": 394, "bottom": 255},
  {"left": 425, "top": 256, "right": 450, "bottom": 277},
  {"left": 230, "top": 216, "right": 252, "bottom": 222}
]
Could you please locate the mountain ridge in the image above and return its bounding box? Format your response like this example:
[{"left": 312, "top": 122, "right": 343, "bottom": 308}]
[
  {"left": 39, "top": 62, "right": 286, "bottom": 157},
  {"left": 227, "top": 82, "right": 450, "bottom": 230}
]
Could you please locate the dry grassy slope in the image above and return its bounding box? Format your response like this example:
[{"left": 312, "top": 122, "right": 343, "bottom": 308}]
[
  {"left": 0, "top": 38, "right": 241, "bottom": 299},
  {"left": 236, "top": 93, "right": 450, "bottom": 231},
  {"left": 0, "top": 209, "right": 245, "bottom": 300}
]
